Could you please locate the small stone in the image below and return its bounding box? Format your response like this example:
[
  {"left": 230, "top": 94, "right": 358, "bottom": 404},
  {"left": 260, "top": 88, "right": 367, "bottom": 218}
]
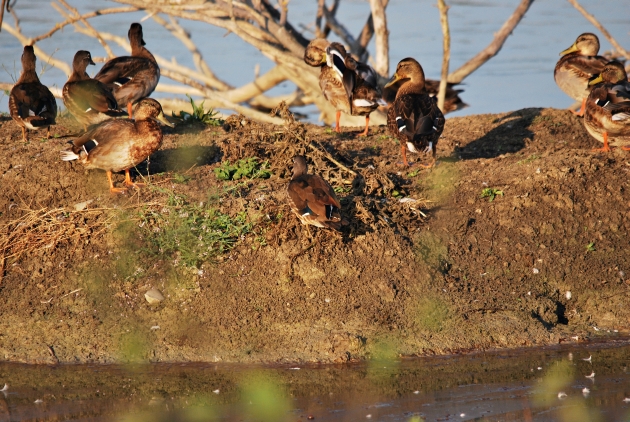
[
  {"left": 73, "top": 199, "right": 93, "bottom": 211},
  {"left": 145, "top": 288, "right": 164, "bottom": 304},
  {"left": 533, "top": 268, "right": 539, "bottom": 274},
  {"left": 565, "top": 291, "right": 572, "bottom": 300}
]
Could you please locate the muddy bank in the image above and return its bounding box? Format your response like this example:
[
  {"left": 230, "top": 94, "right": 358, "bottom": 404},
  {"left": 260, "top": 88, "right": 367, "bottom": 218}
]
[{"left": 0, "top": 107, "right": 628, "bottom": 364}]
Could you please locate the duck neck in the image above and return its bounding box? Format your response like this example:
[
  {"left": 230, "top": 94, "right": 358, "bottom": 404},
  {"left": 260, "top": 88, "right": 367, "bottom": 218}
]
[
  {"left": 68, "top": 65, "right": 91, "bottom": 83},
  {"left": 397, "top": 80, "right": 426, "bottom": 97},
  {"left": 131, "top": 44, "right": 157, "bottom": 63},
  {"left": 17, "top": 67, "right": 40, "bottom": 84}
]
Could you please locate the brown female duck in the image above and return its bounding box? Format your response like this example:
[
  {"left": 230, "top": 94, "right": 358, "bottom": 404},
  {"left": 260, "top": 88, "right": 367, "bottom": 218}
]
[
  {"left": 63, "top": 50, "right": 124, "bottom": 131},
  {"left": 554, "top": 33, "right": 608, "bottom": 116},
  {"left": 287, "top": 155, "right": 342, "bottom": 231},
  {"left": 584, "top": 61, "right": 630, "bottom": 152},
  {"left": 9, "top": 45, "right": 57, "bottom": 142},
  {"left": 385, "top": 58, "right": 445, "bottom": 167},
  {"left": 382, "top": 77, "right": 467, "bottom": 114},
  {"left": 304, "top": 38, "right": 385, "bottom": 136},
  {"left": 94, "top": 23, "right": 160, "bottom": 118},
  {"left": 60, "top": 98, "right": 173, "bottom": 193}
]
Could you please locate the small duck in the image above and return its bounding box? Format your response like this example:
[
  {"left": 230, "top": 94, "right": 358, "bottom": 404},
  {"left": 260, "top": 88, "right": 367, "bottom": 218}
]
[
  {"left": 9, "top": 45, "right": 57, "bottom": 142},
  {"left": 383, "top": 78, "right": 467, "bottom": 114},
  {"left": 304, "top": 38, "right": 385, "bottom": 136},
  {"left": 584, "top": 61, "right": 630, "bottom": 152},
  {"left": 554, "top": 33, "right": 608, "bottom": 116},
  {"left": 385, "top": 58, "right": 445, "bottom": 167},
  {"left": 94, "top": 23, "right": 160, "bottom": 118},
  {"left": 287, "top": 155, "right": 342, "bottom": 231},
  {"left": 60, "top": 98, "right": 173, "bottom": 193},
  {"left": 63, "top": 50, "right": 124, "bottom": 131}
]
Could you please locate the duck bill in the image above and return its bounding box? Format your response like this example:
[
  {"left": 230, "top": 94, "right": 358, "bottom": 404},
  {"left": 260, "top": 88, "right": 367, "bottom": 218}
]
[
  {"left": 384, "top": 73, "right": 400, "bottom": 89},
  {"left": 588, "top": 74, "right": 604, "bottom": 86},
  {"left": 559, "top": 43, "right": 579, "bottom": 56},
  {"left": 156, "top": 111, "right": 175, "bottom": 127}
]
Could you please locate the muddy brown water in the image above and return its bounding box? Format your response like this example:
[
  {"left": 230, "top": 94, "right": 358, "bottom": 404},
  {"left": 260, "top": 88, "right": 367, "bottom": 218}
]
[{"left": 0, "top": 340, "right": 628, "bottom": 421}]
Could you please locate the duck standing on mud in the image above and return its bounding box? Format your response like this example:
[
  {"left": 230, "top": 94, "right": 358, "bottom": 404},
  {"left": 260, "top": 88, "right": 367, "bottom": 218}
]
[
  {"left": 94, "top": 23, "right": 160, "bottom": 119},
  {"left": 304, "top": 38, "right": 385, "bottom": 136},
  {"left": 9, "top": 45, "right": 57, "bottom": 142},
  {"left": 386, "top": 58, "right": 445, "bottom": 167},
  {"left": 60, "top": 98, "right": 173, "bottom": 194},
  {"left": 554, "top": 33, "right": 608, "bottom": 117},
  {"left": 287, "top": 155, "right": 342, "bottom": 234},
  {"left": 584, "top": 61, "right": 630, "bottom": 152}
]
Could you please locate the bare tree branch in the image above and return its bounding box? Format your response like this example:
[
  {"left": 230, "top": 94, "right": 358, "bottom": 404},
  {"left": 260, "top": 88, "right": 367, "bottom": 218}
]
[
  {"left": 436, "top": 0, "right": 450, "bottom": 112},
  {"left": 356, "top": 0, "right": 389, "bottom": 62},
  {"left": 368, "top": 0, "right": 389, "bottom": 77},
  {"left": 447, "top": 0, "right": 533, "bottom": 84},
  {"left": 1, "top": 22, "right": 72, "bottom": 76},
  {"left": 566, "top": 0, "right": 630, "bottom": 60}
]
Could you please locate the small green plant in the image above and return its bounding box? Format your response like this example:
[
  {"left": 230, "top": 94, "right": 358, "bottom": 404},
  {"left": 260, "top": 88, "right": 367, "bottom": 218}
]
[
  {"left": 585, "top": 242, "right": 596, "bottom": 252},
  {"left": 214, "top": 158, "right": 271, "bottom": 181},
  {"left": 517, "top": 154, "right": 539, "bottom": 165},
  {"left": 480, "top": 187, "right": 503, "bottom": 202},
  {"left": 333, "top": 185, "right": 352, "bottom": 194},
  {"left": 172, "top": 94, "right": 223, "bottom": 126},
  {"left": 172, "top": 173, "right": 191, "bottom": 184},
  {"left": 407, "top": 169, "right": 420, "bottom": 178}
]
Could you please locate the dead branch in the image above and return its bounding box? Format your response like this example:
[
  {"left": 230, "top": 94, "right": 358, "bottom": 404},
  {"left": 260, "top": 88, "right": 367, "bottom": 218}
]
[
  {"left": 0, "top": 0, "right": 6, "bottom": 33},
  {"left": 566, "top": 0, "right": 630, "bottom": 60},
  {"left": 447, "top": 0, "right": 533, "bottom": 84},
  {"left": 321, "top": 6, "right": 360, "bottom": 54},
  {"left": 53, "top": 0, "right": 115, "bottom": 59},
  {"left": 1, "top": 22, "right": 72, "bottom": 76},
  {"left": 356, "top": 0, "right": 389, "bottom": 62},
  {"left": 368, "top": 0, "right": 389, "bottom": 77},
  {"left": 436, "top": 0, "right": 450, "bottom": 112}
]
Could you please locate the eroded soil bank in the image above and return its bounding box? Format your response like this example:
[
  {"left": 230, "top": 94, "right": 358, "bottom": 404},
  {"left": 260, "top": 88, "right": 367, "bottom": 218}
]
[{"left": 0, "top": 107, "right": 628, "bottom": 364}]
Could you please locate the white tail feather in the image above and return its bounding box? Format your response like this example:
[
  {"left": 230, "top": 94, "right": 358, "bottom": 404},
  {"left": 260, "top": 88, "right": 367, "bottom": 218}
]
[
  {"left": 612, "top": 113, "right": 630, "bottom": 121},
  {"left": 60, "top": 150, "right": 80, "bottom": 161},
  {"left": 353, "top": 98, "right": 375, "bottom": 107},
  {"left": 377, "top": 99, "right": 387, "bottom": 106}
]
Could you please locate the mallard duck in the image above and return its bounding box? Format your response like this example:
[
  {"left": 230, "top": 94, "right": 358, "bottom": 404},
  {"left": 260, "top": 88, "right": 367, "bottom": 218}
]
[
  {"left": 94, "top": 23, "right": 160, "bottom": 118},
  {"left": 9, "top": 45, "right": 57, "bottom": 142},
  {"left": 304, "top": 38, "right": 385, "bottom": 136},
  {"left": 60, "top": 98, "right": 173, "bottom": 193},
  {"left": 383, "top": 78, "right": 467, "bottom": 114},
  {"left": 63, "top": 50, "right": 124, "bottom": 131},
  {"left": 385, "top": 58, "right": 445, "bottom": 167},
  {"left": 555, "top": 33, "right": 608, "bottom": 117},
  {"left": 287, "top": 155, "right": 342, "bottom": 231},
  {"left": 584, "top": 61, "right": 630, "bottom": 152}
]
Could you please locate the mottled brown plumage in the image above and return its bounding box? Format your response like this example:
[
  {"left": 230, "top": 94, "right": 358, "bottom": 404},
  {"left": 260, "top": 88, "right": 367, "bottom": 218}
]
[
  {"left": 94, "top": 23, "right": 160, "bottom": 118},
  {"left": 63, "top": 50, "right": 124, "bottom": 130},
  {"left": 9, "top": 45, "right": 57, "bottom": 142},
  {"left": 584, "top": 61, "right": 630, "bottom": 152},
  {"left": 304, "top": 38, "right": 385, "bottom": 136},
  {"left": 382, "top": 78, "right": 467, "bottom": 114},
  {"left": 554, "top": 33, "right": 608, "bottom": 116},
  {"left": 60, "top": 98, "right": 173, "bottom": 193},
  {"left": 287, "top": 156, "right": 342, "bottom": 230},
  {"left": 386, "top": 58, "right": 445, "bottom": 167}
]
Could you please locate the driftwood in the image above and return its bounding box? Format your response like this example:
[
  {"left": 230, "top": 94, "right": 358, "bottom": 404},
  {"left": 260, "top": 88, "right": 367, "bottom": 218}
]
[{"left": 436, "top": 0, "right": 450, "bottom": 113}]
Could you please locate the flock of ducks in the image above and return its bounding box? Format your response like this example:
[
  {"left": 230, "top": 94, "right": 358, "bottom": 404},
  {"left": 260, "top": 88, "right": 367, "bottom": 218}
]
[{"left": 7, "top": 27, "right": 630, "bottom": 231}]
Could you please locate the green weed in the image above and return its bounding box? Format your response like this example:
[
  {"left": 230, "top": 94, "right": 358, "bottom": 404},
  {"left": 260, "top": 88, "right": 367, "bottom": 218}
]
[
  {"left": 480, "top": 187, "right": 503, "bottom": 202},
  {"left": 585, "top": 242, "right": 596, "bottom": 252},
  {"left": 517, "top": 154, "right": 539, "bottom": 164},
  {"left": 214, "top": 157, "right": 271, "bottom": 181},
  {"left": 135, "top": 191, "right": 252, "bottom": 268},
  {"left": 172, "top": 94, "right": 223, "bottom": 126}
]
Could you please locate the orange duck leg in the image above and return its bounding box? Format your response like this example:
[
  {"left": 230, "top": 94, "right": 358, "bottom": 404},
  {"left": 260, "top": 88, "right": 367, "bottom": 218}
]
[
  {"left": 107, "top": 170, "right": 127, "bottom": 194},
  {"left": 592, "top": 132, "right": 612, "bottom": 152}
]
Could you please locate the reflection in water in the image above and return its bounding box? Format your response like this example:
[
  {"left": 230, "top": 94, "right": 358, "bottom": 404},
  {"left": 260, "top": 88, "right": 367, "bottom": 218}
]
[{"left": 0, "top": 341, "right": 628, "bottom": 421}]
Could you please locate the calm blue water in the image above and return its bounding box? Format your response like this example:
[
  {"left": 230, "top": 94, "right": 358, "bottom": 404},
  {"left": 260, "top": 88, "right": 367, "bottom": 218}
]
[{"left": 0, "top": 0, "right": 628, "bottom": 120}]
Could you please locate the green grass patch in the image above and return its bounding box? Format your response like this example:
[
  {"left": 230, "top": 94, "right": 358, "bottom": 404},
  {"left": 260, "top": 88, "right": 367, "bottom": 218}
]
[
  {"left": 214, "top": 157, "right": 271, "bottom": 181},
  {"left": 480, "top": 187, "right": 503, "bottom": 202},
  {"left": 172, "top": 94, "right": 223, "bottom": 126},
  {"left": 134, "top": 190, "right": 252, "bottom": 268}
]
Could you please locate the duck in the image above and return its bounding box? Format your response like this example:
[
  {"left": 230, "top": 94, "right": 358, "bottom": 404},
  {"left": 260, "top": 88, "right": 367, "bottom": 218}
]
[
  {"left": 9, "top": 45, "right": 57, "bottom": 142},
  {"left": 554, "top": 33, "right": 608, "bottom": 117},
  {"left": 63, "top": 50, "right": 125, "bottom": 131},
  {"left": 382, "top": 77, "right": 467, "bottom": 114},
  {"left": 304, "top": 38, "right": 385, "bottom": 136},
  {"left": 94, "top": 23, "right": 160, "bottom": 118},
  {"left": 60, "top": 98, "right": 173, "bottom": 193},
  {"left": 287, "top": 155, "right": 342, "bottom": 231},
  {"left": 584, "top": 61, "right": 630, "bottom": 152},
  {"left": 385, "top": 58, "right": 445, "bottom": 167}
]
